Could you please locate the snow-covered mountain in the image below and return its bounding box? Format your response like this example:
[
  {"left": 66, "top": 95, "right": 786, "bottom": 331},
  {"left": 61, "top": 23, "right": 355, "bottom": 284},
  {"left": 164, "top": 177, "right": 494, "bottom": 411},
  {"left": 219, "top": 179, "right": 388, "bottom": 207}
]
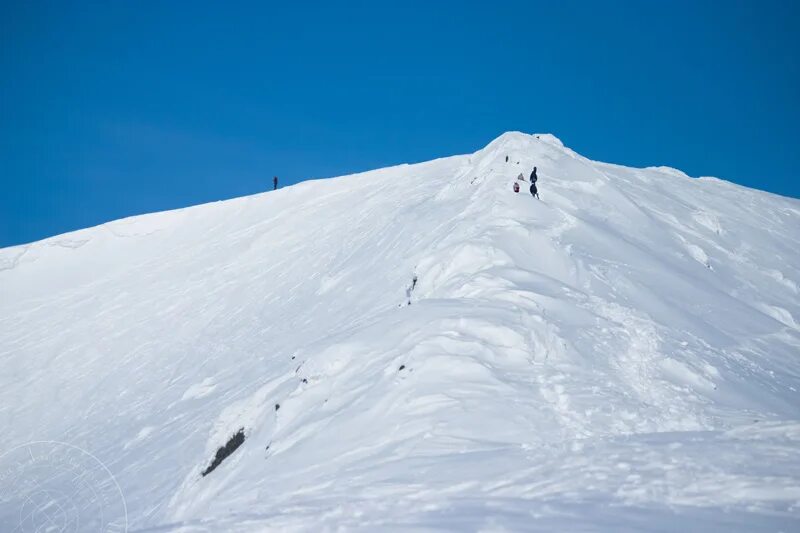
[{"left": 1, "top": 132, "right": 799, "bottom": 532}]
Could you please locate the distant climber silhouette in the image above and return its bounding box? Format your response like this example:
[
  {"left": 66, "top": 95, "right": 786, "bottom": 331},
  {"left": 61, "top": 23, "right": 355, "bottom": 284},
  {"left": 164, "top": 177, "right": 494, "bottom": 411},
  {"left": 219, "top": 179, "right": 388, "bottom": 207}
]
[
  {"left": 529, "top": 167, "right": 539, "bottom": 199},
  {"left": 273, "top": 176, "right": 278, "bottom": 190}
]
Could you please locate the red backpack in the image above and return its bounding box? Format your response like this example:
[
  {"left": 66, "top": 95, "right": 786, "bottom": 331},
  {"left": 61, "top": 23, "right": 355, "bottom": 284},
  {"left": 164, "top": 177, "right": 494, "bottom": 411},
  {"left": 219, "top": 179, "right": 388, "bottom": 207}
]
[{"left": 513, "top": 182, "right": 520, "bottom": 193}]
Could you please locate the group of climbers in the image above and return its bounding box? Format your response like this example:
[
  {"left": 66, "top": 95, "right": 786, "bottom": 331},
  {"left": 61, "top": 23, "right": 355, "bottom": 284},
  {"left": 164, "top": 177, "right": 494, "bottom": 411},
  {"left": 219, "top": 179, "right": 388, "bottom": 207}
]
[
  {"left": 510, "top": 159, "right": 540, "bottom": 199},
  {"left": 272, "top": 156, "right": 539, "bottom": 198}
]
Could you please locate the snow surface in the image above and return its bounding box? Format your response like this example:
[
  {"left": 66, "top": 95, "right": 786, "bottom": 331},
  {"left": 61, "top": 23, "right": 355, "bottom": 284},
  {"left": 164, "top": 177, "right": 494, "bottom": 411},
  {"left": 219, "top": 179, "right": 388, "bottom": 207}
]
[{"left": 1, "top": 131, "right": 799, "bottom": 531}]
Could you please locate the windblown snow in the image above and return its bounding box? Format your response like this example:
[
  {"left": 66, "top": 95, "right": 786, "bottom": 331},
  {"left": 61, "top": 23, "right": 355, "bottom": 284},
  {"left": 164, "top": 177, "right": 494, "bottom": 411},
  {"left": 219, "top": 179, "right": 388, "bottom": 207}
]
[{"left": 1, "top": 132, "right": 799, "bottom": 531}]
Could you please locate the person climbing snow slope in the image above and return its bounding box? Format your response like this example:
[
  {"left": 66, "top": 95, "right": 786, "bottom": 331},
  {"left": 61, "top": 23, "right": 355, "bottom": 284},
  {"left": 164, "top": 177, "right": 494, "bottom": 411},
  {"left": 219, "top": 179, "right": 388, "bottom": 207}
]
[{"left": 529, "top": 167, "right": 539, "bottom": 199}]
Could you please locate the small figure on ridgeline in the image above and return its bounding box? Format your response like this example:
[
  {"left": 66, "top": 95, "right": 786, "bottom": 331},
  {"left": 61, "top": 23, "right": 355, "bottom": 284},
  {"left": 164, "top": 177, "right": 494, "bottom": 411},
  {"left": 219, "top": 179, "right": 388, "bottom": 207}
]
[
  {"left": 273, "top": 176, "right": 278, "bottom": 190},
  {"left": 505, "top": 155, "right": 509, "bottom": 163},
  {"left": 513, "top": 173, "right": 526, "bottom": 193},
  {"left": 529, "top": 167, "right": 540, "bottom": 199}
]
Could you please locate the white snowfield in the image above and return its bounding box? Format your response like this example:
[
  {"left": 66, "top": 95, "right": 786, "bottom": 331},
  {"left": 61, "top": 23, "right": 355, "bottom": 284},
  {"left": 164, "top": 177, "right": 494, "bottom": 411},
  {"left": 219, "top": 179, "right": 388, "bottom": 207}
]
[{"left": 1, "top": 132, "right": 799, "bottom": 532}]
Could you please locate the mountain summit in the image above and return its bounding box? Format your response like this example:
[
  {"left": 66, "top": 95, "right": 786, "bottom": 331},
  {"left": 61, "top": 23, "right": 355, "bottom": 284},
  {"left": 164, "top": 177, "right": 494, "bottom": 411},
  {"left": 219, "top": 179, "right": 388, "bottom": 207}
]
[{"left": 2, "top": 132, "right": 799, "bottom": 531}]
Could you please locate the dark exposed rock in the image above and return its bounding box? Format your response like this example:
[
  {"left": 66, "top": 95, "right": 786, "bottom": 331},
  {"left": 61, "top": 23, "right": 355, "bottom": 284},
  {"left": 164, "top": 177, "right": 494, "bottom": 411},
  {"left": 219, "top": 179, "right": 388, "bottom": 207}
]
[{"left": 201, "top": 428, "right": 245, "bottom": 477}]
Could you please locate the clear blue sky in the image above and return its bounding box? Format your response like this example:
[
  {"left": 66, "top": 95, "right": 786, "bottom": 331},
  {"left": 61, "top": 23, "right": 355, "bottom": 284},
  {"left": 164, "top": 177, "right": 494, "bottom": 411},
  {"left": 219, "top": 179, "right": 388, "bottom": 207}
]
[{"left": 2, "top": 1, "right": 798, "bottom": 247}]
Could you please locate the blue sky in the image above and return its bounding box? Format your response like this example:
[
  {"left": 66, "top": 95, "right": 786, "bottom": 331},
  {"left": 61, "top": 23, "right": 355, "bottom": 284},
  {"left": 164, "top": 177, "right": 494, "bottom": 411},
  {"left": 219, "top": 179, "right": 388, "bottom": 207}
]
[{"left": 2, "top": 1, "right": 798, "bottom": 247}]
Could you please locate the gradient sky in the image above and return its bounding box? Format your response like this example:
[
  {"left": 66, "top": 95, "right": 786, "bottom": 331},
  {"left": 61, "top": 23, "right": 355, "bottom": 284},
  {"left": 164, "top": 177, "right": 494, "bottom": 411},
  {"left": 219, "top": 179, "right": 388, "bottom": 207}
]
[{"left": 2, "top": 0, "right": 798, "bottom": 247}]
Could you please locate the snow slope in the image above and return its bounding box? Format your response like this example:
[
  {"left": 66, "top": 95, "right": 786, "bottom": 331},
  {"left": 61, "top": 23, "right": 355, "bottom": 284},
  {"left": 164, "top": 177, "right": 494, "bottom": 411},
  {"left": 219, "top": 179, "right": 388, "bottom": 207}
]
[{"left": 1, "top": 132, "right": 799, "bottom": 531}]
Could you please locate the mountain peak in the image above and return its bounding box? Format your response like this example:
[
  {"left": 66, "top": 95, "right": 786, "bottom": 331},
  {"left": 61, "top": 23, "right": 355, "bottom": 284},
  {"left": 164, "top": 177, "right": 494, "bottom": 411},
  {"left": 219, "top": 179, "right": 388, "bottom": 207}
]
[
  {"left": 485, "top": 131, "right": 565, "bottom": 150},
  {"left": 2, "top": 134, "right": 799, "bottom": 531}
]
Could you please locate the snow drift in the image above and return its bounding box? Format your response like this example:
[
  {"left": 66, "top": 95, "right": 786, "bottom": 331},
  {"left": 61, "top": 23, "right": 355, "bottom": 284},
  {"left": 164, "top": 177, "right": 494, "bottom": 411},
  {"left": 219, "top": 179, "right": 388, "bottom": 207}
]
[{"left": 1, "top": 132, "right": 799, "bottom": 531}]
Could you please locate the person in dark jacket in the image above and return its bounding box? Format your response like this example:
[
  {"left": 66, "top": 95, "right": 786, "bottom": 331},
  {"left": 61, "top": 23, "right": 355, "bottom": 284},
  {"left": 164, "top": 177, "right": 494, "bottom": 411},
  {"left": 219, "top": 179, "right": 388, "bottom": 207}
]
[
  {"left": 273, "top": 176, "right": 278, "bottom": 190},
  {"left": 529, "top": 167, "right": 539, "bottom": 199}
]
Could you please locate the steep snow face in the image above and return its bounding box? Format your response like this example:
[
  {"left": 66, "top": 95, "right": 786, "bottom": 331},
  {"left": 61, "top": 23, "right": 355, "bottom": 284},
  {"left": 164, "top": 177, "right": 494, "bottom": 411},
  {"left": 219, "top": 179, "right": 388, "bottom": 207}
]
[{"left": 1, "top": 132, "right": 799, "bottom": 531}]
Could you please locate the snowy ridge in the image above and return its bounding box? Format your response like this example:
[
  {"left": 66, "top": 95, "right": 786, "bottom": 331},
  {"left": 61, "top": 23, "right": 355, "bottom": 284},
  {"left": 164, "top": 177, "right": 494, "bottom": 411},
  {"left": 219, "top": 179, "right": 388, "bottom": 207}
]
[{"left": 1, "top": 132, "right": 799, "bottom": 531}]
